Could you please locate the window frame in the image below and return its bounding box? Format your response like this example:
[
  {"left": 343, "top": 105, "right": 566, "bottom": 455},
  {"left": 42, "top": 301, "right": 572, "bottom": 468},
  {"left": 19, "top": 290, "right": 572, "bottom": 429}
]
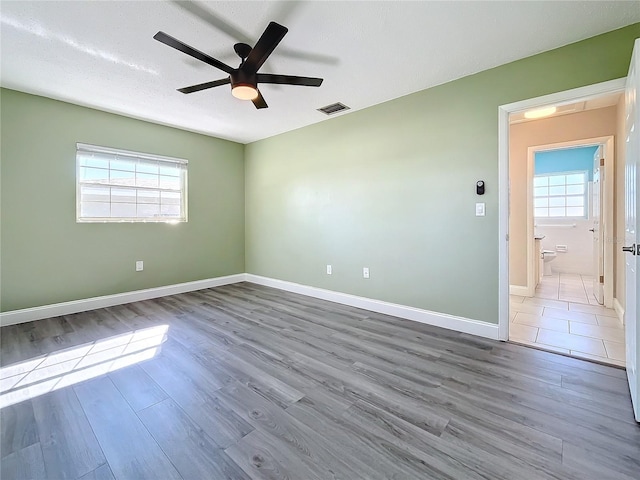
[
  {"left": 76, "top": 143, "right": 188, "bottom": 224},
  {"left": 533, "top": 170, "right": 589, "bottom": 219}
]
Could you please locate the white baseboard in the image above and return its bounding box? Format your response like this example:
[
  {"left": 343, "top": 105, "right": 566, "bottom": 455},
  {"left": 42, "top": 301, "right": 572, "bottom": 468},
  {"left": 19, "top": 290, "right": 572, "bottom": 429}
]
[
  {"left": 245, "top": 274, "right": 499, "bottom": 340},
  {"left": 509, "top": 285, "right": 531, "bottom": 297},
  {"left": 613, "top": 298, "right": 625, "bottom": 325},
  {"left": 1, "top": 272, "right": 500, "bottom": 340},
  {"left": 0, "top": 274, "right": 245, "bottom": 327}
]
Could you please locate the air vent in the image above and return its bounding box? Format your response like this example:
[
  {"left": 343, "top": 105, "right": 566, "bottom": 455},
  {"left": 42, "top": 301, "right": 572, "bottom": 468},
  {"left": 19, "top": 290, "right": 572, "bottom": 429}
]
[{"left": 317, "top": 102, "right": 350, "bottom": 115}]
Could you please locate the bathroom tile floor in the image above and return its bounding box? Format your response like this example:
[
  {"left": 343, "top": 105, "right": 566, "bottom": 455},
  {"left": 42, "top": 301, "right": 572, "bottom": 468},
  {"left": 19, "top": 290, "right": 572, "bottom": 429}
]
[
  {"left": 531, "top": 272, "right": 601, "bottom": 304},
  {"left": 509, "top": 273, "right": 625, "bottom": 367}
]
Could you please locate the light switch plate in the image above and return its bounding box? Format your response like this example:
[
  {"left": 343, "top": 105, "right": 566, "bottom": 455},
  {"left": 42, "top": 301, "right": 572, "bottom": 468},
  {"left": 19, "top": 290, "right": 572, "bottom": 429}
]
[
  {"left": 475, "top": 203, "right": 486, "bottom": 216},
  {"left": 135, "top": 260, "right": 144, "bottom": 271},
  {"left": 327, "top": 264, "right": 332, "bottom": 275}
]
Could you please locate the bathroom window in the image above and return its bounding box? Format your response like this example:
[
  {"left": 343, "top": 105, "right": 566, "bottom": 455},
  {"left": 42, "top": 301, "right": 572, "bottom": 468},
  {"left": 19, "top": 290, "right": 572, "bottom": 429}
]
[{"left": 533, "top": 171, "right": 587, "bottom": 218}]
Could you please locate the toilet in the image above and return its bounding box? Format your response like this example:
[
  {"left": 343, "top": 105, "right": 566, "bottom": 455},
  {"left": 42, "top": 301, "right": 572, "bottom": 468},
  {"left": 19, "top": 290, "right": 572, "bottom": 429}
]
[{"left": 541, "top": 250, "right": 557, "bottom": 276}]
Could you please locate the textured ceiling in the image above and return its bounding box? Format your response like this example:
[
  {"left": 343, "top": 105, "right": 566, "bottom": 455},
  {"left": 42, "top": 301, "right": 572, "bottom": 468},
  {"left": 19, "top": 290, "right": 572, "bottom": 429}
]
[{"left": 1, "top": 1, "right": 639, "bottom": 144}]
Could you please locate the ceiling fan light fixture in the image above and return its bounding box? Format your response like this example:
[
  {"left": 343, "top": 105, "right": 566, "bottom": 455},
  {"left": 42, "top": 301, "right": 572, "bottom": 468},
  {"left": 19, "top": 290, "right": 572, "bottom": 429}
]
[
  {"left": 524, "top": 106, "right": 557, "bottom": 119},
  {"left": 232, "top": 84, "right": 259, "bottom": 100},
  {"left": 154, "top": 22, "right": 322, "bottom": 109}
]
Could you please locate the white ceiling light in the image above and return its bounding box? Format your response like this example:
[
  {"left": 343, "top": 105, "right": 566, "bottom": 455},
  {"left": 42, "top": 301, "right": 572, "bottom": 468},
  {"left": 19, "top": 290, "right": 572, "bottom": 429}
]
[
  {"left": 524, "top": 106, "right": 557, "bottom": 119},
  {"left": 231, "top": 85, "right": 259, "bottom": 100}
]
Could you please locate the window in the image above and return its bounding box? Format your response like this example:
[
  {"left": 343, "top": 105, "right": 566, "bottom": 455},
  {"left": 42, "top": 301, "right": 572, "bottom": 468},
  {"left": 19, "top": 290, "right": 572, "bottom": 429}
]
[
  {"left": 533, "top": 171, "right": 587, "bottom": 218},
  {"left": 76, "top": 143, "right": 187, "bottom": 223}
]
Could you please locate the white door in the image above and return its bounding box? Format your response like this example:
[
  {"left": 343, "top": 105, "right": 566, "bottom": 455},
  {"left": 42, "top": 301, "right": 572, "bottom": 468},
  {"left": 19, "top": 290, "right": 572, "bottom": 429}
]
[
  {"left": 592, "top": 146, "right": 604, "bottom": 304},
  {"left": 624, "top": 39, "right": 640, "bottom": 422}
]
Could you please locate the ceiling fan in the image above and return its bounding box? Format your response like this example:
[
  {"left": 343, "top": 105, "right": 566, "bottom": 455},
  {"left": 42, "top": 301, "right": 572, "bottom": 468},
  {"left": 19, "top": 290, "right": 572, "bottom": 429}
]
[{"left": 153, "top": 21, "right": 323, "bottom": 109}]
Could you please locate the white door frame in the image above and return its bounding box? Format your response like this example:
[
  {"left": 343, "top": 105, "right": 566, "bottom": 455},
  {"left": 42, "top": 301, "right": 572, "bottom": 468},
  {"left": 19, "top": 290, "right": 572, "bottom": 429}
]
[
  {"left": 498, "top": 78, "right": 625, "bottom": 341},
  {"left": 524, "top": 136, "right": 615, "bottom": 304}
]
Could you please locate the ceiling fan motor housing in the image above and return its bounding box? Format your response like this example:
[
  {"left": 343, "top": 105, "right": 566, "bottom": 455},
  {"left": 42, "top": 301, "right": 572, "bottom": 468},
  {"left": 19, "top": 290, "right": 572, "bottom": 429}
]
[
  {"left": 234, "top": 43, "right": 252, "bottom": 60},
  {"left": 230, "top": 69, "right": 258, "bottom": 90}
]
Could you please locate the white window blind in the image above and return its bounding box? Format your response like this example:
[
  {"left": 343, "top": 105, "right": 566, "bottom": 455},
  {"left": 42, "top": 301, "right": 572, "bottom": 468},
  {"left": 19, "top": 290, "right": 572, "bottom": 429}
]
[
  {"left": 533, "top": 171, "right": 587, "bottom": 218},
  {"left": 76, "top": 143, "right": 188, "bottom": 223}
]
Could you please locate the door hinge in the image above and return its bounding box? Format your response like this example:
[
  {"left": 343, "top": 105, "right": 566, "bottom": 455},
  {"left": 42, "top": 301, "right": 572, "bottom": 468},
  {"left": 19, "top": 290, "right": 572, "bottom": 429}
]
[
  {"left": 600, "top": 275, "right": 604, "bottom": 284},
  {"left": 600, "top": 158, "right": 604, "bottom": 167}
]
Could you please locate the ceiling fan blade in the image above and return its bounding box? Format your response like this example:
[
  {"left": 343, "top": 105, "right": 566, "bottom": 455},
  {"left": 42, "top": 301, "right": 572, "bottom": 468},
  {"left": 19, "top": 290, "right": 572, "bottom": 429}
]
[
  {"left": 169, "top": 0, "right": 252, "bottom": 44},
  {"left": 242, "top": 22, "right": 288, "bottom": 74},
  {"left": 178, "top": 78, "right": 231, "bottom": 94},
  {"left": 252, "top": 89, "right": 268, "bottom": 109},
  {"left": 153, "top": 31, "right": 234, "bottom": 74},
  {"left": 257, "top": 74, "right": 323, "bottom": 87}
]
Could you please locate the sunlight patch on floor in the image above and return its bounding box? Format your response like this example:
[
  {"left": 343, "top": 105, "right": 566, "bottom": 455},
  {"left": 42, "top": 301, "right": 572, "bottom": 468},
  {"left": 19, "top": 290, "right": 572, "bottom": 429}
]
[{"left": 0, "top": 325, "right": 168, "bottom": 408}]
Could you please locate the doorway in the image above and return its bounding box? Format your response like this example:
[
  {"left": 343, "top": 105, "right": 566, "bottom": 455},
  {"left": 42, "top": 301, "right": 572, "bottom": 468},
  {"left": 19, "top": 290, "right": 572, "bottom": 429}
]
[
  {"left": 524, "top": 138, "right": 615, "bottom": 305},
  {"left": 497, "top": 79, "right": 626, "bottom": 366}
]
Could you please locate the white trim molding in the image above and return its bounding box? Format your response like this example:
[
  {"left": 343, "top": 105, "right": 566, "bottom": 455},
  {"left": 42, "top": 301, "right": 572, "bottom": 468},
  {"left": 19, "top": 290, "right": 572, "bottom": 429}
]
[
  {"left": 0, "top": 274, "right": 245, "bottom": 327},
  {"left": 525, "top": 136, "right": 615, "bottom": 308},
  {"left": 498, "top": 77, "right": 626, "bottom": 343},
  {"left": 509, "top": 285, "right": 531, "bottom": 297},
  {"left": 1, "top": 272, "right": 500, "bottom": 340},
  {"left": 613, "top": 298, "right": 625, "bottom": 325},
  {"left": 246, "top": 274, "right": 499, "bottom": 340}
]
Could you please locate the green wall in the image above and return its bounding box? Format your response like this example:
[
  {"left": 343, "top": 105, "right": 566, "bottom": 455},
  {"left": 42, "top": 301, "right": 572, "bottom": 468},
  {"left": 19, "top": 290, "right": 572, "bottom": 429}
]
[
  {"left": 2, "top": 24, "right": 638, "bottom": 321},
  {"left": 245, "top": 24, "right": 640, "bottom": 324},
  {"left": 1, "top": 89, "right": 245, "bottom": 312}
]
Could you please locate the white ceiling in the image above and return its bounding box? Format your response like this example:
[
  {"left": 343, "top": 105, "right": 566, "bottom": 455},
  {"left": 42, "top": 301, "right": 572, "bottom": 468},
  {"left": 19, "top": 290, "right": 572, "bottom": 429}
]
[{"left": 1, "top": 1, "right": 639, "bottom": 144}]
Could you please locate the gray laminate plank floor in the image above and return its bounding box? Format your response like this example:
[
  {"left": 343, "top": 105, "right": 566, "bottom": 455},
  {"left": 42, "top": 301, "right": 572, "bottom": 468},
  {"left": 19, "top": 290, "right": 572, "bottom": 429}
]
[{"left": 1, "top": 282, "right": 638, "bottom": 480}]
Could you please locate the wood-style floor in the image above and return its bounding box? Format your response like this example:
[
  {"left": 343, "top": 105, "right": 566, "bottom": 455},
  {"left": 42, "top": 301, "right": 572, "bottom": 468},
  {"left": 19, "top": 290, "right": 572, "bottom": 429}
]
[{"left": 1, "top": 282, "right": 638, "bottom": 480}]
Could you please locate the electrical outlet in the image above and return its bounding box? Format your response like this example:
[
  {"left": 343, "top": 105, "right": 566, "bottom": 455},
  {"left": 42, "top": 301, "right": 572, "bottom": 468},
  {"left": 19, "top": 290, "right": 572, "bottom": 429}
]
[
  {"left": 136, "top": 260, "right": 144, "bottom": 272},
  {"left": 363, "top": 267, "right": 370, "bottom": 279},
  {"left": 326, "top": 265, "right": 332, "bottom": 275}
]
